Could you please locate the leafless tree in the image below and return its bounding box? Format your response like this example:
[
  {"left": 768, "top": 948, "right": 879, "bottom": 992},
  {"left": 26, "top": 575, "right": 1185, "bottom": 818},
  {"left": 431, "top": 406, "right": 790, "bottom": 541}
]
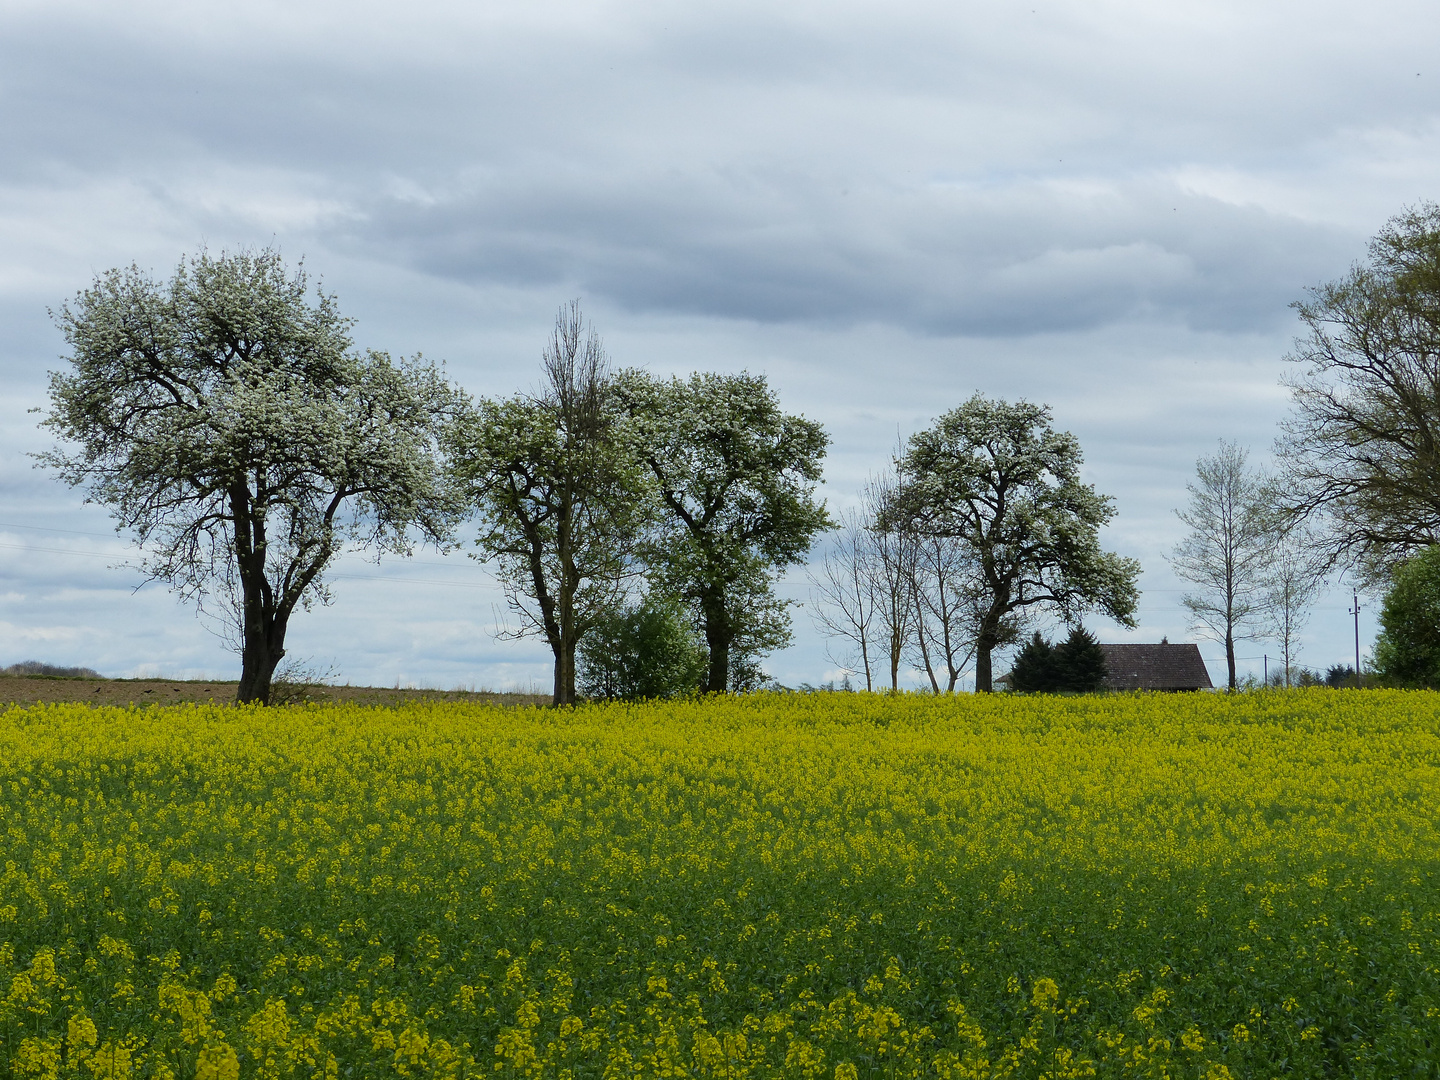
[
  {"left": 864, "top": 471, "right": 920, "bottom": 692},
  {"left": 1261, "top": 529, "right": 1327, "bottom": 687},
  {"left": 808, "top": 509, "right": 879, "bottom": 691},
  {"left": 1170, "top": 441, "right": 1273, "bottom": 690},
  {"left": 906, "top": 533, "right": 991, "bottom": 693}
]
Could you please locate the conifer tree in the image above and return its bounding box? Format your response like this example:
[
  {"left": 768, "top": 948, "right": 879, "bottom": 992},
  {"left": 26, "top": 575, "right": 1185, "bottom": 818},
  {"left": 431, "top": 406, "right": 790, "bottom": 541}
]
[
  {"left": 1009, "top": 632, "right": 1058, "bottom": 692},
  {"left": 1054, "top": 625, "right": 1107, "bottom": 693}
]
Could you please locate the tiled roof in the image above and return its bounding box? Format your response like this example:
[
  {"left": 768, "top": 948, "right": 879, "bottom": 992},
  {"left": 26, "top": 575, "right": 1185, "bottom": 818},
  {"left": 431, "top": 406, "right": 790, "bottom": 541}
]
[{"left": 1098, "top": 643, "right": 1212, "bottom": 691}]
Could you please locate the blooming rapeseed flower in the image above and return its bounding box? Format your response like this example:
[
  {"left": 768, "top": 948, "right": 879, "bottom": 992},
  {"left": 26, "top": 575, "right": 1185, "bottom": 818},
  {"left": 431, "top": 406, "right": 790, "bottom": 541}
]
[{"left": 0, "top": 689, "right": 1434, "bottom": 1075}]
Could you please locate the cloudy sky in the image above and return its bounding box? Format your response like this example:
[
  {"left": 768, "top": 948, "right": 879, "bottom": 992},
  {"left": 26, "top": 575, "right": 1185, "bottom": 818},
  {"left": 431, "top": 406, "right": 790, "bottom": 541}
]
[{"left": 3, "top": 0, "right": 1436, "bottom": 690}]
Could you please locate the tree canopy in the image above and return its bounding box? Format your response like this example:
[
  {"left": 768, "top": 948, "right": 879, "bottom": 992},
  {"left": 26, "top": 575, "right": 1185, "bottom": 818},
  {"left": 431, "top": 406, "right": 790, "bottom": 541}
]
[
  {"left": 38, "top": 249, "right": 457, "bottom": 704},
  {"left": 1278, "top": 204, "right": 1440, "bottom": 580},
  {"left": 577, "top": 597, "right": 708, "bottom": 701},
  {"left": 1008, "top": 626, "right": 1107, "bottom": 693},
  {"left": 615, "top": 370, "right": 831, "bottom": 692},
  {"left": 890, "top": 395, "right": 1139, "bottom": 692}
]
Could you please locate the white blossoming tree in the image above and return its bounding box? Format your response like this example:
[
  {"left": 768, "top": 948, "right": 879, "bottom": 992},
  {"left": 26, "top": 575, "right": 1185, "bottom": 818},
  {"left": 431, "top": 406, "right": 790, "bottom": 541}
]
[
  {"left": 614, "top": 370, "right": 832, "bottom": 693},
  {"left": 38, "top": 249, "right": 460, "bottom": 704},
  {"left": 890, "top": 395, "right": 1140, "bottom": 693}
]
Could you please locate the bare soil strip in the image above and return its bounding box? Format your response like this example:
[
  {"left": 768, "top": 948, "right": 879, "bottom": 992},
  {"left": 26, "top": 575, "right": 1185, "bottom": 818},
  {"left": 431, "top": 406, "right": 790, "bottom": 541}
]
[{"left": 0, "top": 676, "right": 548, "bottom": 709}]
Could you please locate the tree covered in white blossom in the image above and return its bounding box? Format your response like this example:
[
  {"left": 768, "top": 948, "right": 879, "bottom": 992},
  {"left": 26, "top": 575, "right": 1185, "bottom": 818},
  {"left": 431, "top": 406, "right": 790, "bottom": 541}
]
[{"left": 38, "top": 249, "right": 460, "bottom": 704}]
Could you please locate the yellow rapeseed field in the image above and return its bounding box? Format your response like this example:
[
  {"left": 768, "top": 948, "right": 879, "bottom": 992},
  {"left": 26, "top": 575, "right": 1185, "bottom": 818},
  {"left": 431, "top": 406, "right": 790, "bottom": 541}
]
[{"left": 0, "top": 690, "right": 1437, "bottom": 1078}]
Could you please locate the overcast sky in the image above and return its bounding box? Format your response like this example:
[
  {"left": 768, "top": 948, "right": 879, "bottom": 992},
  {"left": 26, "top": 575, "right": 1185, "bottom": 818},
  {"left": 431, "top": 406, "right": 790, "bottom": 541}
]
[{"left": 3, "top": 0, "right": 1437, "bottom": 689}]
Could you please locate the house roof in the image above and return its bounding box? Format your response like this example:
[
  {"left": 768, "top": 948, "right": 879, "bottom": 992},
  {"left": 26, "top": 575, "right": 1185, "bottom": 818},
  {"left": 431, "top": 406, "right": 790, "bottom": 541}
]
[{"left": 1098, "top": 643, "right": 1212, "bottom": 691}]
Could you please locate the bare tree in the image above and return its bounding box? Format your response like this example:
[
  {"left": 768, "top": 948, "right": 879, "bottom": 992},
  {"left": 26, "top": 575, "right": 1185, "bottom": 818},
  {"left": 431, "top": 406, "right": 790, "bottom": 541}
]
[
  {"left": 864, "top": 471, "right": 919, "bottom": 692},
  {"left": 1170, "top": 441, "right": 1273, "bottom": 690},
  {"left": 807, "top": 509, "right": 879, "bottom": 690},
  {"left": 812, "top": 472, "right": 999, "bottom": 694},
  {"left": 1261, "top": 530, "right": 1327, "bottom": 687},
  {"left": 907, "top": 533, "right": 992, "bottom": 693}
]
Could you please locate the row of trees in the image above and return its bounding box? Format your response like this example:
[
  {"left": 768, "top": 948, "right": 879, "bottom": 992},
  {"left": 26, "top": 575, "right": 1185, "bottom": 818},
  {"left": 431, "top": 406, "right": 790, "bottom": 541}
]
[
  {"left": 41, "top": 205, "right": 1440, "bottom": 701},
  {"left": 448, "top": 304, "right": 830, "bottom": 704},
  {"left": 39, "top": 254, "right": 830, "bottom": 704},
  {"left": 812, "top": 203, "right": 1440, "bottom": 695}
]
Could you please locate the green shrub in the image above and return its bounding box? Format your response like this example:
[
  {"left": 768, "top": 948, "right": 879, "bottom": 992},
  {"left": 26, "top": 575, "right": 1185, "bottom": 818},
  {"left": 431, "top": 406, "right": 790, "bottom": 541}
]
[{"left": 578, "top": 598, "right": 708, "bottom": 700}]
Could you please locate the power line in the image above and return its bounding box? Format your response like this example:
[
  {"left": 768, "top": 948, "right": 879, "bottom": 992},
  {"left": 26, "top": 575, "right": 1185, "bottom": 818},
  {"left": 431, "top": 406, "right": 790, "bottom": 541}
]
[
  {"left": 0, "top": 541, "right": 130, "bottom": 560},
  {"left": 0, "top": 521, "right": 121, "bottom": 539},
  {"left": 0, "top": 522, "right": 473, "bottom": 571},
  {"left": 0, "top": 542, "right": 494, "bottom": 590}
]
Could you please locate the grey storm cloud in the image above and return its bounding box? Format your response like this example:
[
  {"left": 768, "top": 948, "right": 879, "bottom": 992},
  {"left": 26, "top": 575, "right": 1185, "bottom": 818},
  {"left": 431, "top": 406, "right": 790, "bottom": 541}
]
[
  {"left": 0, "top": 0, "right": 1398, "bottom": 338},
  {"left": 347, "top": 171, "right": 1356, "bottom": 335}
]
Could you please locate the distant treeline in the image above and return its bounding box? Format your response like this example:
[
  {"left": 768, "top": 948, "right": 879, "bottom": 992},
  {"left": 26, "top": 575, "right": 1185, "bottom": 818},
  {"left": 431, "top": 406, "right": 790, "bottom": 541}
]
[{"left": 1, "top": 660, "right": 104, "bottom": 679}]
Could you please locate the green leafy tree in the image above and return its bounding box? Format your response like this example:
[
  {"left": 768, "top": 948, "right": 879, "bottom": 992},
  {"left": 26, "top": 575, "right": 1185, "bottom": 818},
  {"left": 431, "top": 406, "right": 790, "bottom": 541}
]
[
  {"left": 1278, "top": 204, "right": 1440, "bottom": 580},
  {"left": 37, "top": 249, "right": 458, "bottom": 704},
  {"left": 577, "top": 597, "right": 708, "bottom": 701},
  {"left": 615, "top": 371, "right": 832, "bottom": 692},
  {"left": 447, "top": 304, "right": 648, "bottom": 706},
  {"left": 1373, "top": 545, "right": 1440, "bottom": 688},
  {"left": 1054, "top": 625, "right": 1107, "bottom": 692},
  {"left": 891, "top": 395, "right": 1140, "bottom": 692}
]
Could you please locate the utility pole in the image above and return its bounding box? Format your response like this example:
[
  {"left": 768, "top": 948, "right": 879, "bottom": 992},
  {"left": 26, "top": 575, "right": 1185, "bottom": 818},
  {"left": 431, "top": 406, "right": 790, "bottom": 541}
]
[
  {"left": 1349, "top": 589, "right": 1363, "bottom": 688},
  {"left": 1263, "top": 654, "right": 1268, "bottom": 687}
]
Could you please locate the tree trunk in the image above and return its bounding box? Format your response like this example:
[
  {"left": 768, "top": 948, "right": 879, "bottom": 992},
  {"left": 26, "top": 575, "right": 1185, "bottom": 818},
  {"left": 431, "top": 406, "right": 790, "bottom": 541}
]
[
  {"left": 914, "top": 611, "right": 940, "bottom": 693},
  {"left": 552, "top": 646, "right": 577, "bottom": 706},
  {"left": 973, "top": 598, "right": 1008, "bottom": 693},
  {"left": 702, "top": 591, "right": 731, "bottom": 693},
  {"left": 704, "top": 625, "right": 730, "bottom": 693},
  {"left": 1225, "top": 627, "right": 1237, "bottom": 691},
  {"left": 237, "top": 615, "right": 287, "bottom": 704},
  {"left": 974, "top": 641, "right": 994, "bottom": 693},
  {"left": 234, "top": 499, "right": 287, "bottom": 705}
]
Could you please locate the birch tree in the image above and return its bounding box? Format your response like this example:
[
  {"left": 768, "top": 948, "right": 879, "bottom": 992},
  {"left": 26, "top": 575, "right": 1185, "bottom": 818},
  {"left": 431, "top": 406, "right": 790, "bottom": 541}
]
[
  {"left": 808, "top": 509, "right": 880, "bottom": 691},
  {"left": 38, "top": 249, "right": 459, "bottom": 704},
  {"left": 906, "top": 533, "right": 993, "bottom": 693},
  {"left": 1170, "top": 441, "right": 1272, "bottom": 690},
  {"left": 1261, "top": 532, "right": 1326, "bottom": 687},
  {"left": 863, "top": 471, "right": 919, "bottom": 692}
]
